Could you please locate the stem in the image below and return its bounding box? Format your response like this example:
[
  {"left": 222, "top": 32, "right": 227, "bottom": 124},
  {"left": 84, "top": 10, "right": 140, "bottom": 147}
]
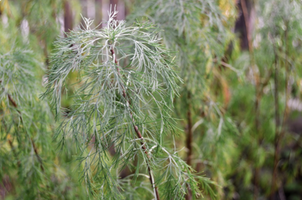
[
  {"left": 186, "top": 91, "right": 193, "bottom": 166},
  {"left": 271, "top": 24, "right": 289, "bottom": 200},
  {"left": 110, "top": 48, "right": 160, "bottom": 200},
  {"left": 31, "top": 138, "right": 45, "bottom": 172},
  {"left": 254, "top": 80, "right": 261, "bottom": 200},
  {"left": 281, "top": 23, "right": 291, "bottom": 130},
  {"left": 271, "top": 50, "right": 279, "bottom": 200},
  {"left": 7, "top": 93, "right": 18, "bottom": 108},
  {"left": 185, "top": 91, "right": 193, "bottom": 200}
]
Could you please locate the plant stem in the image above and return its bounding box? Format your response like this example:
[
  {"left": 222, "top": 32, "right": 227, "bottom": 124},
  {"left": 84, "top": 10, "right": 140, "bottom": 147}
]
[
  {"left": 110, "top": 48, "right": 160, "bottom": 200},
  {"left": 186, "top": 91, "right": 193, "bottom": 166},
  {"left": 271, "top": 24, "right": 290, "bottom": 200},
  {"left": 271, "top": 50, "right": 279, "bottom": 200},
  {"left": 7, "top": 93, "right": 18, "bottom": 108},
  {"left": 185, "top": 90, "right": 193, "bottom": 200},
  {"left": 31, "top": 138, "right": 45, "bottom": 172}
]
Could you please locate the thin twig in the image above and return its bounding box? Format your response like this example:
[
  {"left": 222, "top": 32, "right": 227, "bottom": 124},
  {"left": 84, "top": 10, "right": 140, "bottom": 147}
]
[
  {"left": 213, "top": 58, "right": 240, "bottom": 74},
  {"left": 7, "top": 93, "right": 18, "bottom": 108},
  {"left": 31, "top": 138, "right": 45, "bottom": 172}
]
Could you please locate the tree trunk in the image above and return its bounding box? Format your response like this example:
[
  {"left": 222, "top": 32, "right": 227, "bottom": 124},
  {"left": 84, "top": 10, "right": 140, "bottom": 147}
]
[
  {"left": 63, "top": 0, "right": 73, "bottom": 36},
  {"left": 234, "top": 0, "right": 255, "bottom": 51}
]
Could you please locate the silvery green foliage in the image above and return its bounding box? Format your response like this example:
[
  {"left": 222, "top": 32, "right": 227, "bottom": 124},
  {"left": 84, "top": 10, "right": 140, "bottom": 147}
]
[{"left": 43, "top": 11, "right": 215, "bottom": 199}]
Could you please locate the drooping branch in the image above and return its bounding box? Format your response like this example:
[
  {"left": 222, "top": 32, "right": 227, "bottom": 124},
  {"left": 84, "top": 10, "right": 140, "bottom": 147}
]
[{"left": 110, "top": 47, "right": 160, "bottom": 200}]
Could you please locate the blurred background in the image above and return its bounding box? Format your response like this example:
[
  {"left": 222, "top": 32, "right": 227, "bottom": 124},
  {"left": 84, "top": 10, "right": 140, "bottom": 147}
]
[{"left": 1, "top": 0, "right": 302, "bottom": 199}]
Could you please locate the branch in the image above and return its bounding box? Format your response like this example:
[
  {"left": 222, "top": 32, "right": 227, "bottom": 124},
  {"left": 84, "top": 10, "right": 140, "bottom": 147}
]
[
  {"left": 7, "top": 93, "right": 18, "bottom": 108},
  {"left": 31, "top": 138, "right": 45, "bottom": 172},
  {"left": 110, "top": 48, "right": 160, "bottom": 200},
  {"left": 185, "top": 90, "right": 193, "bottom": 200},
  {"left": 186, "top": 91, "right": 193, "bottom": 166},
  {"left": 271, "top": 49, "right": 279, "bottom": 200}
]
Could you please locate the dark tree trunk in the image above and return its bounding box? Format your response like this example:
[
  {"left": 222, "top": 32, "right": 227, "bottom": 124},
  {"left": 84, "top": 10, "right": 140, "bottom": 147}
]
[
  {"left": 64, "top": 0, "right": 73, "bottom": 36},
  {"left": 234, "top": 0, "right": 255, "bottom": 51}
]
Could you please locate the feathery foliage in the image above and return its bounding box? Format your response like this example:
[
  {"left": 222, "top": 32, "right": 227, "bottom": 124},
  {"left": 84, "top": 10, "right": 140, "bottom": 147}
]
[
  {"left": 129, "top": 0, "right": 238, "bottom": 197},
  {"left": 2, "top": 0, "right": 302, "bottom": 199},
  {"left": 0, "top": 1, "right": 87, "bottom": 199},
  {"left": 43, "top": 10, "right": 215, "bottom": 199}
]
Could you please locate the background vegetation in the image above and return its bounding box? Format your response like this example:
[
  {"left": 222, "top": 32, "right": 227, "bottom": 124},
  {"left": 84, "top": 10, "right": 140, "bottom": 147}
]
[{"left": 1, "top": 0, "right": 302, "bottom": 199}]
